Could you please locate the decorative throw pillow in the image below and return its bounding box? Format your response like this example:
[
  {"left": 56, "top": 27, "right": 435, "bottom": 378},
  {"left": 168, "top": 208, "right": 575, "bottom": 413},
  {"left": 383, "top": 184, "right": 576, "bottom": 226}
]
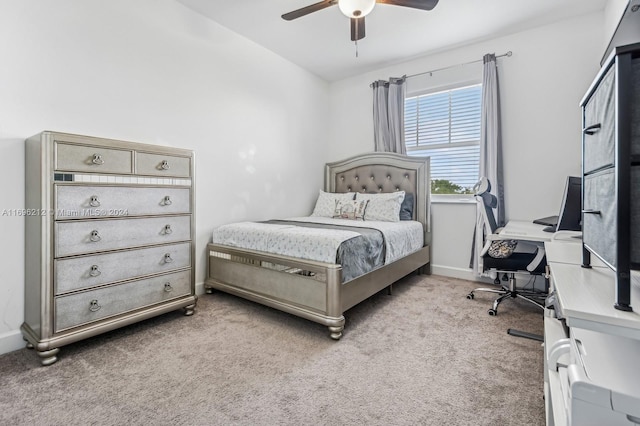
[
  {"left": 487, "top": 240, "right": 518, "bottom": 258},
  {"left": 310, "top": 190, "right": 355, "bottom": 217},
  {"left": 399, "top": 193, "right": 414, "bottom": 221},
  {"left": 355, "top": 191, "right": 405, "bottom": 222},
  {"left": 332, "top": 199, "right": 368, "bottom": 220}
]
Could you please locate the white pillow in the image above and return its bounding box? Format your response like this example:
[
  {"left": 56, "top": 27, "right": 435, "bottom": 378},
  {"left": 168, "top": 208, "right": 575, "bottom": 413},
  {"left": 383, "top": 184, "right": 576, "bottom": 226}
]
[
  {"left": 332, "top": 199, "right": 368, "bottom": 220},
  {"left": 310, "top": 190, "right": 355, "bottom": 217},
  {"left": 355, "top": 191, "right": 405, "bottom": 222}
]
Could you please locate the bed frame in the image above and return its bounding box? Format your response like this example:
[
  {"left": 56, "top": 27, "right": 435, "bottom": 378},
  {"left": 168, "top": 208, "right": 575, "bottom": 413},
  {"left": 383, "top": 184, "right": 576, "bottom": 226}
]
[{"left": 204, "top": 152, "right": 431, "bottom": 339}]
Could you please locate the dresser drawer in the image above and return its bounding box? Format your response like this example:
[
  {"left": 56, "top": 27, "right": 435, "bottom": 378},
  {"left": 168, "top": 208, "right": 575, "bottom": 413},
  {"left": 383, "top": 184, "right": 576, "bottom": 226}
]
[
  {"left": 56, "top": 143, "right": 133, "bottom": 174},
  {"left": 55, "top": 185, "right": 191, "bottom": 219},
  {"left": 137, "top": 152, "right": 191, "bottom": 177},
  {"left": 631, "top": 166, "right": 640, "bottom": 265},
  {"left": 54, "top": 270, "right": 191, "bottom": 332},
  {"left": 632, "top": 58, "right": 640, "bottom": 157},
  {"left": 55, "top": 215, "right": 191, "bottom": 257},
  {"left": 583, "top": 169, "right": 617, "bottom": 267},
  {"left": 55, "top": 242, "right": 191, "bottom": 294},
  {"left": 583, "top": 66, "right": 615, "bottom": 174}
]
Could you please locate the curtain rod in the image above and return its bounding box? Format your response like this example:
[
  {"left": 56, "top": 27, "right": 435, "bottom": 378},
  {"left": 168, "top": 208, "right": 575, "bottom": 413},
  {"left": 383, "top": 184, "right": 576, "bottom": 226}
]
[{"left": 405, "top": 51, "right": 512, "bottom": 80}]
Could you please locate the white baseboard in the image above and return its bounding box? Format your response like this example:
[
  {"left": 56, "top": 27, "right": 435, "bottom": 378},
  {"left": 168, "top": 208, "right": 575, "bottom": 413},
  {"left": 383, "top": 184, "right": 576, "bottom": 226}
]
[{"left": 0, "top": 329, "right": 26, "bottom": 356}]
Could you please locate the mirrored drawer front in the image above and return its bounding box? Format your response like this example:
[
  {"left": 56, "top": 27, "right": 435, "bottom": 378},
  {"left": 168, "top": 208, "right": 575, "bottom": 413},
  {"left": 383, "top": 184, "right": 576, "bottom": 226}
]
[
  {"left": 583, "top": 66, "right": 615, "bottom": 174},
  {"left": 54, "top": 270, "right": 191, "bottom": 332},
  {"left": 55, "top": 185, "right": 191, "bottom": 219},
  {"left": 55, "top": 242, "right": 191, "bottom": 294},
  {"left": 137, "top": 152, "right": 191, "bottom": 177},
  {"left": 583, "top": 169, "right": 617, "bottom": 268},
  {"left": 55, "top": 215, "right": 191, "bottom": 257},
  {"left": 56, "top": 143, "right": 133, "bottom": 174}
]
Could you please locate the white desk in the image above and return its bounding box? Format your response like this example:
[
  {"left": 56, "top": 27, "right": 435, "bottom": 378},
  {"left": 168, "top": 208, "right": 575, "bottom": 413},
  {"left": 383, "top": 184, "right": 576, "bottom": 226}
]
[
  {"left": 543, "top": 241, "right": 640, "bottom": 426},
  {"left": 499, "top": 220, "right": 554, "bottom": 242}
]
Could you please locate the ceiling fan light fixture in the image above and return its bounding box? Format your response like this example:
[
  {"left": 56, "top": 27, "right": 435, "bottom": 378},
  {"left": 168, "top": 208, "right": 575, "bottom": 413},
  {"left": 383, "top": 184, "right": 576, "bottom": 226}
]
[{"left": 338, "top": 0, "right": 376, "bottom": 18}]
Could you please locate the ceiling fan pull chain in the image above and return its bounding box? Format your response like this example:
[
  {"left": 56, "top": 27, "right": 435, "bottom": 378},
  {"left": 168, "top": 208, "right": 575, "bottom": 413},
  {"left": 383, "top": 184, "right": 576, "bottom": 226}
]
[{"left": 355, "top": 18, "right": 359, "bottom": 57}]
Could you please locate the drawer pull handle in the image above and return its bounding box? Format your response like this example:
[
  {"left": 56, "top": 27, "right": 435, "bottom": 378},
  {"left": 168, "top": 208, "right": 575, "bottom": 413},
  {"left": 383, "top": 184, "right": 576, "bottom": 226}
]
[
  {"left": 583, "top": 123, "right": 601, "bottom": 135},
  {"left": 89, "top": 230, "right": 102, "bottom": 242},
  {"left": 163, "top": 253, "right": 174, "bottom": 263},
  {"left": 160, "top": 160, "right": 171, "bottom": 170},
  {"left": 582, "top": 209, "right": 601, "bottom": 215},
  {"left": 89, "top": 300, "right": 102, "bottom": 312},
  {"left": 162, "top": 196, "right": 172, "bottom": 206},
  {"left": 89, "top": 195, "right": 101, "bottom": 207},
  {"left": 89, "top": 265, "right": 102, "bottom": 277},
  {"left": 164, "top": 283, "right": 173, "bottom": 292},
  {"left": 163, "top": 224, "right": 172, "bottom": 235},
  {"left": 91, "top": 154, "right": 105, "bottom": 165}
]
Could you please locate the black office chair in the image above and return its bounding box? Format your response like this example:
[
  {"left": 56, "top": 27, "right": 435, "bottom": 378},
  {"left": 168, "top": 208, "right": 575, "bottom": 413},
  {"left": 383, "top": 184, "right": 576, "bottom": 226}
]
[{"left": 467, "top": 178, "right": 547, "bottom": 317}]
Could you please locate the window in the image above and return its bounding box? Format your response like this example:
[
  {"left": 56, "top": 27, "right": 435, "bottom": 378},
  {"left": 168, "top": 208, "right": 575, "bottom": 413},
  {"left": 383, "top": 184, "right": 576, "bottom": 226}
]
[{"left": 404, "top": 83, "right": 482, "bottom": 197}]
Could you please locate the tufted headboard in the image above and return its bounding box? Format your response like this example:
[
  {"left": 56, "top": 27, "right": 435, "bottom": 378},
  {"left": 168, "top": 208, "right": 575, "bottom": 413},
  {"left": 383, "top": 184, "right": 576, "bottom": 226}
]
[{"left": 324, "top": 152, "right": 431, "bottom": 241}]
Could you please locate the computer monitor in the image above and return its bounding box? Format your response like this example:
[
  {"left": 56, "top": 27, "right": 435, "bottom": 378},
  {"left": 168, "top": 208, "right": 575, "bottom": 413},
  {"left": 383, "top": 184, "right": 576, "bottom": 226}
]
[{"left": 556, "top": 176, "right": 582, "bottom": 232}]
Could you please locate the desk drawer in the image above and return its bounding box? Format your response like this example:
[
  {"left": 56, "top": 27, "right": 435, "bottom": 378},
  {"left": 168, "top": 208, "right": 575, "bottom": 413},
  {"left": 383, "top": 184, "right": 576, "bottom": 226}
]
[
  {"left": 54, "top": 270, "right": 191, "bottom": 332},
  {"left": 55, "top": 215, "right": 191, "bottom": 257},
  {"left": 55, "top": 185, "right": 191, "bottom": 219},
  {"left": 55, "top": 242, "right": 191, "bottom": 294},
  {"left": 137, "top": 152, "right": 191, "bottom": 177},
  {"left": 56, "top": 143, "right": 133, "bottom": 174}
]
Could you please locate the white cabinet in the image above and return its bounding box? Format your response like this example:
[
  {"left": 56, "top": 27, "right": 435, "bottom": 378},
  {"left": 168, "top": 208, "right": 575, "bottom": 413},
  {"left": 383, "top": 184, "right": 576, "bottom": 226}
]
[
  {"left": 544, "top": 241, "right": 640, "bottom": 425},
  {"left": 21, "top": 131, "right": 196, "bottom": 365}
]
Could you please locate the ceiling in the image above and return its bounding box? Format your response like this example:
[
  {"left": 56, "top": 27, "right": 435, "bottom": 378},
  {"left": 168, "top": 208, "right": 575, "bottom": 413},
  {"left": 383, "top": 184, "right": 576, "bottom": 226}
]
[{"left": 176, "top": 0, "right": 608, "bottom": 82}]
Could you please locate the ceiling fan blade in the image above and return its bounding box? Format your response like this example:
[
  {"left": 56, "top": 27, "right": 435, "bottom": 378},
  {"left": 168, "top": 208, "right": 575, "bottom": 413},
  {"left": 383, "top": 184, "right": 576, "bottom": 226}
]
[
  {"left": 375, "top": 0, "right": 439, "bottom": 11},
  {"left": 350, "top": 17, "right": 366, "bottom": 41},
  {"left": 281, "top": 0, "right": 337, "bottom": 21}
]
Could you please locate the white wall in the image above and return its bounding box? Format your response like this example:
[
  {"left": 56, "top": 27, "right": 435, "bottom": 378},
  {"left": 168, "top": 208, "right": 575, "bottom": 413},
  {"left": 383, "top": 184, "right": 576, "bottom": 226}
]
[
  {"left": 0, "top": 0, "right": 329, "bottom": 354},
  {"left": 604, "top": 0, "right": 631, "bottom": 47},
  {"left": 328, "top": 12, "right": 606, "bottom": 278}
]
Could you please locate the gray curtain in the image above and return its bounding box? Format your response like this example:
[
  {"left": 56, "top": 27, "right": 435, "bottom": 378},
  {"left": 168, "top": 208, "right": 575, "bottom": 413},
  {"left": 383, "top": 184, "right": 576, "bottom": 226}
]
[
  {"left": 372, "top": 77, "right": 406, "bottom": 154},
  {"left": 472, "top": 53, "right": 504, "bottom": 276}
]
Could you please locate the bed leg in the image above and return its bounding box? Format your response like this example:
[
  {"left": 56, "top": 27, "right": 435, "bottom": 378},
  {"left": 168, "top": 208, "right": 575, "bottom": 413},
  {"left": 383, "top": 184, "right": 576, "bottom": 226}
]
[
  {"left": 328, "top": 325, "right": 344, "bottom": 340},
  {"left": 387, "top": 284, "right": 393, "bottom": 295}
]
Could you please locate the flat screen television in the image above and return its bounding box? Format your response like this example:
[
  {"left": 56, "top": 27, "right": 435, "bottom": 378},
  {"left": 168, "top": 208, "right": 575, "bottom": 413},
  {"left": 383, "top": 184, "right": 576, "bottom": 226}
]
[{"left": 555, "top": 176, "right": 582, "bottom": 232}]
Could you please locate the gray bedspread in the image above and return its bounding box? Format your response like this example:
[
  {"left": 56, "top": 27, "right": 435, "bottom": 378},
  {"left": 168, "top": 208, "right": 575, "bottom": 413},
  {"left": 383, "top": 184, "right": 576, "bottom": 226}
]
[{"left": 263, "top": 220, "right": 386, "bottom": 283}]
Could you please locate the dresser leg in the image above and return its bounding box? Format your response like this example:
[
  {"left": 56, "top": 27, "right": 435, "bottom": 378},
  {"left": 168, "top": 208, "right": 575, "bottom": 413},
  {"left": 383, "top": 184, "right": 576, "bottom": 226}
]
[
  {"left": 328, "top": 325, "right": 343, "bottom": 340},
  {"left": 23, "top": 336, "right": 34, "bottom": 350},
  {"left": 183, "top": 297, "right": 197, "bottom": 316},
  {"left": 38, "top": 348, "right": 60, "bottom": 366}
]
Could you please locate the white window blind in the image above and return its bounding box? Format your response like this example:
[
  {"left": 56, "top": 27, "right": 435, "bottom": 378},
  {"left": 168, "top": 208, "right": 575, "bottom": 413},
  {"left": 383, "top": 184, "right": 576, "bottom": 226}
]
[{"left": 405, "top": 83, "right": 482, "bottom": 195}]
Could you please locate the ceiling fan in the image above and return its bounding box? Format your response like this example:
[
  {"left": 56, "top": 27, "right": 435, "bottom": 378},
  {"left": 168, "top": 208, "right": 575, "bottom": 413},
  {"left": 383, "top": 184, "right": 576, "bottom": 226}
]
[{"left": 282, "top": 0, "right": 439, "bottom": 43}]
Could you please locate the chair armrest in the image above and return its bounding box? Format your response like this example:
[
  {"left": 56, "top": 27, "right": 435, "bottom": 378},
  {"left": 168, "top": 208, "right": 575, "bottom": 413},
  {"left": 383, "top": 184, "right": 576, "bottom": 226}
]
[{"left": 526, "top": 247, "right": 546, "bottom": 272}]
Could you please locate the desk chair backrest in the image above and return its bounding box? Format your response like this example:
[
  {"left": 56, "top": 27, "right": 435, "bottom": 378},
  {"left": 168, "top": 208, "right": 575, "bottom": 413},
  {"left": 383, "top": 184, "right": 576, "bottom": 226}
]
[{"left": 474, "top": 177, "right": 499, "bottom": 235}]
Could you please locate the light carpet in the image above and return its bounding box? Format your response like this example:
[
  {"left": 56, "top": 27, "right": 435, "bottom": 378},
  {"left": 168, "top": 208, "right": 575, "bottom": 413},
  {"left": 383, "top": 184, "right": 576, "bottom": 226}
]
[{"left": 0, "top": 274, "right": 545, "bottom": 425}]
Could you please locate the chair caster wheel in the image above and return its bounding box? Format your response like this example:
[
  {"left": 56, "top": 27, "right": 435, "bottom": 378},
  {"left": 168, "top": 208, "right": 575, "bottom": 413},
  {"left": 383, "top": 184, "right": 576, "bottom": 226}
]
[
  {"left": 493, "top": 277, "right": 501, "bottom": 285},
  {"left": 488, "top": 309, "right": 497, "bottom": 316},
  {"left": 467, "top": 293, "right": 474, "bottom": 300}
]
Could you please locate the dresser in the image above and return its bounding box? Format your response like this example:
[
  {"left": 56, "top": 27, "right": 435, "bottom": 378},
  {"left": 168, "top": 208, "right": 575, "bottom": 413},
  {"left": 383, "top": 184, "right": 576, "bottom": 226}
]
[
  {"left": 21, "top": 131, "right": 196, "bottom": 365},
  {"left": 580, "top": 42, "right": 640, "bottom": 311}
]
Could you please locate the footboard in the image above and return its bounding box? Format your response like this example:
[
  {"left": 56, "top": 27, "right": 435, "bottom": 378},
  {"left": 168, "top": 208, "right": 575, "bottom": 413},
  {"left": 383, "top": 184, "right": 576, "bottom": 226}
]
[{"left": 205, "top": 243, "right": 346, "bottom": 339}]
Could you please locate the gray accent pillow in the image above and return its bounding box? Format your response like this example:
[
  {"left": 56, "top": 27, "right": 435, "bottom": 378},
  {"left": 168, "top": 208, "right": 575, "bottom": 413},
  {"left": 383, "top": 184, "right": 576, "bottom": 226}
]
[{"left": 399, "top": 193, "right": 414, "bottom": 221}]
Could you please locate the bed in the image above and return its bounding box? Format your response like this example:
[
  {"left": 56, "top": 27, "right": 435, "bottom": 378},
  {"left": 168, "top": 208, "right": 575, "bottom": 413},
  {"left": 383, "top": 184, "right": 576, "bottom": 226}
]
[{"left": 204, "top": 152, "right": 431, "bottom": 339}]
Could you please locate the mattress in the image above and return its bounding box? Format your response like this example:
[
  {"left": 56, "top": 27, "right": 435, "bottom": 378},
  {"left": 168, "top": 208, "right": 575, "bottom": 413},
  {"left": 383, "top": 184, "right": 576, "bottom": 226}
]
[{"left": 211, "top": 217, "right": 424, "bottom": 282}]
